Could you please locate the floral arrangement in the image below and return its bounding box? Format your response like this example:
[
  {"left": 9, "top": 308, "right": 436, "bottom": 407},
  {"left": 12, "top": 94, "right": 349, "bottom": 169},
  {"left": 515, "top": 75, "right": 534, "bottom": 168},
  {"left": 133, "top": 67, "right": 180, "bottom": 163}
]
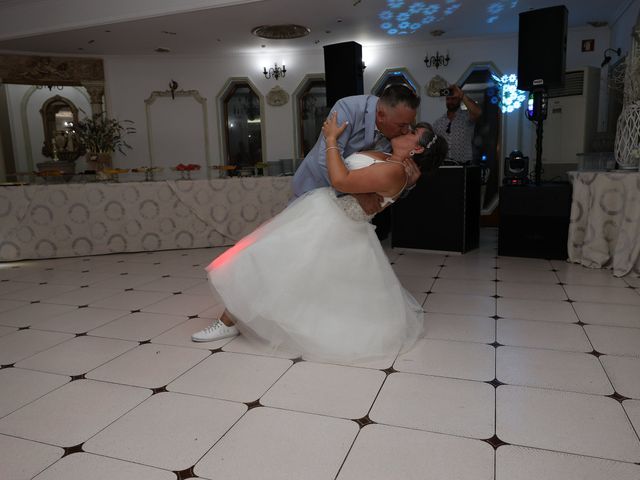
[
  {"left": 174, "top": 163, "right": 201, "bottom": 171},
  {"left": 75, "top": 113, "right": 136, "bottom": 155}
]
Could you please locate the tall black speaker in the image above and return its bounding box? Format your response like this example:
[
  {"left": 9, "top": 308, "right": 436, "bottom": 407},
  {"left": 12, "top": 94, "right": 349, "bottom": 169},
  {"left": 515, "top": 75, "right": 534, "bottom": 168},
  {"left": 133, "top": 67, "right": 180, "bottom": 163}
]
[
  {"left": 517, "top": 6, "right": 568, "bottom": 91},
  {"left": 323, "top": 41, "right": 364, "bottom": 107}
]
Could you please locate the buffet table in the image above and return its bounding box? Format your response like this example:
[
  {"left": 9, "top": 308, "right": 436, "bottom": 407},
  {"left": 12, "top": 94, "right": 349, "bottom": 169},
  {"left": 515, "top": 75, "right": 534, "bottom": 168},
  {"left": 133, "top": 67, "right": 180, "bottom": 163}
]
[
  {"left": 0, "top": 177, "right": 292, "bottom": 261},
  {"left": 567, "top": 171, "right": 640, "bottom": 277}
]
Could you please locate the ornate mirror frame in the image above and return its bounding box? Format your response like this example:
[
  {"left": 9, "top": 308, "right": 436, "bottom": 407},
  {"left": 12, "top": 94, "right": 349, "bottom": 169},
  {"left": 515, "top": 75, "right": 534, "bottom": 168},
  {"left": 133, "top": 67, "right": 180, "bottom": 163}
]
[
  {"left": 292, "top": 73, "right": 327, "bottom": 161},
  {"left": 0, "top": 54, "right": 105, "bottom": 178},
  {"left": 371, "top": 67, "right": 419, "bottom": 96},
  {"left": 39, "top": 94, "right": 82, "bottom": 160},
  {"left": 0, "top": 54, "right": 104, "bottom": 114},
  {"left": 216, "top": 77, "right": 266, "bottom": 169}
]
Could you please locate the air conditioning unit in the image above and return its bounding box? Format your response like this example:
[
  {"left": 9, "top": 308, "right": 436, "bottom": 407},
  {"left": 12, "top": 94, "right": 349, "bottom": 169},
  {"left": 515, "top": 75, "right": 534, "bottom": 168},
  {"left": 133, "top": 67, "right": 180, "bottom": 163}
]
[{"left": 536, "top": 67, "right": 600, "bottom": 176}]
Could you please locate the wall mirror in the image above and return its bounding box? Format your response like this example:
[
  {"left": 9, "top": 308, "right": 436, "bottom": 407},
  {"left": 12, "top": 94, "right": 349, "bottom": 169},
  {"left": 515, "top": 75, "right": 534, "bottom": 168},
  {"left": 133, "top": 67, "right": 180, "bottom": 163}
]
[
  {"left": 40, "top": 95, "right": 82, "bottom": 161},
  {"left": 218, "top": 78, "right": 265, "bottom": 174},
  {"left": 371, "top": 68, "right": 419, "bottom": 96},
  {"left": 457, "top": 61, "right": 503, "bottom": 214},
  {"left": 0, "top": 54, "right": 105, "bottom": 180},
  {"left": 293, "top": 74, "right": 328, "bottom": 159}
]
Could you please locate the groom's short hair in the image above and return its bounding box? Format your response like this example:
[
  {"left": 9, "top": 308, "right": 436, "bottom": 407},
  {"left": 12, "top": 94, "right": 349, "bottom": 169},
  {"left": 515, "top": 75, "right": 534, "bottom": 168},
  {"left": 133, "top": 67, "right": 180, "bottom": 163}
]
[{"left": 379, "top": 83, "right": 420, "bottom": 110}]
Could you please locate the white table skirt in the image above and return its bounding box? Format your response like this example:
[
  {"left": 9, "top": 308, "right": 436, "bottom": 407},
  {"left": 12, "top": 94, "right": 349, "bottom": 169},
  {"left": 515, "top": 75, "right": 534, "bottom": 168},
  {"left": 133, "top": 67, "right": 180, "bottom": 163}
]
[
  {"left": 0, "top": 177, "right": 292, "bottom": 261},
  {"left": 567, "top": 171, "right": 640, "bottom": 277}
]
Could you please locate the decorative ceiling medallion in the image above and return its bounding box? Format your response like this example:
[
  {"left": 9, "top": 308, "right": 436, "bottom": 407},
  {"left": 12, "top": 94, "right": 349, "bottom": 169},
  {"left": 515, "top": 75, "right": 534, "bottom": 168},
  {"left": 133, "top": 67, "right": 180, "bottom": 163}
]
[{"left": 251, "top": 24, "right": 311, "bottom": 40}]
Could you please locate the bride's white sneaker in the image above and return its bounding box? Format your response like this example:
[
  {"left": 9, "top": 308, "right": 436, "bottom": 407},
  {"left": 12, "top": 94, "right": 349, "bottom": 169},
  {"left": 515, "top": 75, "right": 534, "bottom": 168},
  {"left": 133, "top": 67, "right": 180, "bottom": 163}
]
[{"left": 191, "top": 319, "right": 239, "bottom": 342}]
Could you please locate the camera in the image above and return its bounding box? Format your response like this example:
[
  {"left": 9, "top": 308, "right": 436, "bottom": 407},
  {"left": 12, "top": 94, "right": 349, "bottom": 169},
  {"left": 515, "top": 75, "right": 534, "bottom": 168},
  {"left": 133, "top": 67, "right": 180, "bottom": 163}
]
[{"left": 439, "top": 88, "right": 451, "bottom": 97}]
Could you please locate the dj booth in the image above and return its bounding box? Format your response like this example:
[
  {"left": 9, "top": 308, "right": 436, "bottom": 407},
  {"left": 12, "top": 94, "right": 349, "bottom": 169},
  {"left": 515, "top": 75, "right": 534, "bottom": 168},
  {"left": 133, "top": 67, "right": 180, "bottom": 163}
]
[{"left": 391, "top": 165, "right": 481, "bottom": 253}]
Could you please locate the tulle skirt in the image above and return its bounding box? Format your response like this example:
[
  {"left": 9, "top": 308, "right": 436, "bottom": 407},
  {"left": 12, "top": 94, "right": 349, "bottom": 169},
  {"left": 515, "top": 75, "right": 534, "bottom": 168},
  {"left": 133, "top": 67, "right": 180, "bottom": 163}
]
[{"left": 206, "top": 187, "right": 423, "bottom": 363}]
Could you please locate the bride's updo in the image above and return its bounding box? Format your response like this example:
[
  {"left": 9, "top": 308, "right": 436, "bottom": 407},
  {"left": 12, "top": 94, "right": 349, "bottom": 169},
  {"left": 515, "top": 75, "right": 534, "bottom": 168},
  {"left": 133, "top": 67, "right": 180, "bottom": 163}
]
[{"left": 413, "top": 122, "right": 448, "bottom": 174}]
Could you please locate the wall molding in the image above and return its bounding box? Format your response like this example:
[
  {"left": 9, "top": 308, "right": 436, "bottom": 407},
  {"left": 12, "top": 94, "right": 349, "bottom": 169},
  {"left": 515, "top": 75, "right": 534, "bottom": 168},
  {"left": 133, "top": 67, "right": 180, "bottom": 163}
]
[{"left": 144, "top": 88, "right": 210, "bottom": 172}]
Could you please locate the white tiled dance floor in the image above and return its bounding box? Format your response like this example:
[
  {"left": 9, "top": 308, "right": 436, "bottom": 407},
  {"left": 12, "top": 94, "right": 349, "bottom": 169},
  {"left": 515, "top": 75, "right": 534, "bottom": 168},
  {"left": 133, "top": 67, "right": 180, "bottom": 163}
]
[{"left": 1, "top": 228, "right": 639, "bottom": 479}]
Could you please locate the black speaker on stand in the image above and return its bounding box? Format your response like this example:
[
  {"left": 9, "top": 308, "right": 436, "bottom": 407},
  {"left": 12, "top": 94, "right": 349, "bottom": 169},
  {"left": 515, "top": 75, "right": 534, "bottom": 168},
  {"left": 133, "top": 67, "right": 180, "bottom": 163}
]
[
  {"left": 323, "top": 41, "right": 364, "bottom": 108},
  {"left": 518, "top": 5, "right": 567, "bottom": 185}
]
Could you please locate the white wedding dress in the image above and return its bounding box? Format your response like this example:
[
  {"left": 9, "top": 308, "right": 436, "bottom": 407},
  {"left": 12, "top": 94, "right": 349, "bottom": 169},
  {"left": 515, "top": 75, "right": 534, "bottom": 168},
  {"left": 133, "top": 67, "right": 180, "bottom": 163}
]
[{"left": 206, "top": 153, "right": 424, "bottom": 363}]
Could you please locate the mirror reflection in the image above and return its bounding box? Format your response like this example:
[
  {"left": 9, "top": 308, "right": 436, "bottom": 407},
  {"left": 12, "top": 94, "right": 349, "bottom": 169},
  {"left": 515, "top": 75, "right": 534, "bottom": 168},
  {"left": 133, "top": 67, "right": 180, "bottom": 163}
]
[
  {"left": 298, "top": 79, "right": 328, "bottom": 157},
  {"left": 372, "top": 68, "right": 419, "bottom": 96},
  {"left": 223, "top": 82, "right": 263, "bottom": 173},
  {"left": 457, "top": 62, "right": 503, "bottom": 212},
  {"left": 0, "top": 54, "right": 104, "bottom": 181},
  {"left": 40, "top": 95, "right": 82, "bottom": 162}
]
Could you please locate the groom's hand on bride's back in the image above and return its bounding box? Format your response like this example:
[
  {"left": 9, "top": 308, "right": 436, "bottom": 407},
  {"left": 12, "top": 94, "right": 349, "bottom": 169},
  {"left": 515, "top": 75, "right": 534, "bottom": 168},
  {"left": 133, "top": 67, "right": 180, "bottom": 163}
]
[{"left": 353, "top": 193, "right": 384, "bottom": 215}]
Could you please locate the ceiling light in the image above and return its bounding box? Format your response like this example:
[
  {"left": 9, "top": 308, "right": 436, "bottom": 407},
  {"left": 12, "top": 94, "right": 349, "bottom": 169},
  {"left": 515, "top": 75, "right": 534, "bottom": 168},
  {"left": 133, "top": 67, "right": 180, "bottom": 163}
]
[
  {"left": 155, "top": 47, "right": 171, "bottom": 53},
  {"left": 588, "top": 21, "right": 608, "bottom": 28},
  {"left": 251, "top": 25, "right": 311, "bottom": 40},
  {"left": 430, "top": 29, "right": 445, "bottom": 37}
]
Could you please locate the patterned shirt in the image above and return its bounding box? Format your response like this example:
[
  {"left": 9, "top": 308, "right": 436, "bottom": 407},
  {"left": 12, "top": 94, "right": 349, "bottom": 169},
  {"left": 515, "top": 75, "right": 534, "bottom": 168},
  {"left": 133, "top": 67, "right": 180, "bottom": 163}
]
[{"left": 433, "top": 109, "right": 475, "bottom": 164}]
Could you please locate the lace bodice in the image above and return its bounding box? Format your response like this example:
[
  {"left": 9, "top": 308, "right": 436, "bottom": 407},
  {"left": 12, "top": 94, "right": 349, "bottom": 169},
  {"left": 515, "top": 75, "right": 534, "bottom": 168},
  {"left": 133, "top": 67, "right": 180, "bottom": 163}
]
[{"left": 333, "top": 193, "right": 375, "bottom": 222}]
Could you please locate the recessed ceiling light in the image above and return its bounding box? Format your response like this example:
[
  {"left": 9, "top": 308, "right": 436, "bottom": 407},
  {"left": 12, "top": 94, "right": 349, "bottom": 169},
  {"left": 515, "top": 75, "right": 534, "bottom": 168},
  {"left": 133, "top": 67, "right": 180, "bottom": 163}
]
[
  {"left": 154, "top": 47, "right": 171, "bottom": 53},
  {"left": 430, "top": 29, "right": 445, "bottom": 37},
  {"left": 162, "top": 30, "right": 177, "bottom": 35},
  {"left": 251, "top": 24, "right": 311, "bottom": 40},
  {"left": 587, "top": 21, "right": 608, "bottom": 28}
]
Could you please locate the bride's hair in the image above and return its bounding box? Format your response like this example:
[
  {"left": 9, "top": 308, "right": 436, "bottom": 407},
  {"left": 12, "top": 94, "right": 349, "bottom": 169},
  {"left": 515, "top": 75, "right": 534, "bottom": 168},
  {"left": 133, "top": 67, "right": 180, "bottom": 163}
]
[{"left": 412, "top": 122, "right": 448, "bottom": 174}]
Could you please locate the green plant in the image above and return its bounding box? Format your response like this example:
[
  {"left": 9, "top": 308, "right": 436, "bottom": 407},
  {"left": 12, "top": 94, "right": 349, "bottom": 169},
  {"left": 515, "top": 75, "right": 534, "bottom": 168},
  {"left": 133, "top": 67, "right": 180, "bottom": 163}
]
[{"left": 75, "top": 113, "right": 136, "bottom": 155}]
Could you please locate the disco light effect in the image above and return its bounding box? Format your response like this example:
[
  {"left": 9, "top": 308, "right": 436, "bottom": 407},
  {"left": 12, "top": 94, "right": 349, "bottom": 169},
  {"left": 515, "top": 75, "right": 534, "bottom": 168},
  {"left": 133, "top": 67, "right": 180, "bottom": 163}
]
[
  {"left": 379, "top": 0, "right": 462, "bottom": 36},
  {"left": 208, "top": 235, "right": 258, "bottom": 269},
  {"left": 486, "top": 0, "right": 518, "bottom": 24},
  {"left": 491, "top": 73, "right": 526, "bottom": 114}
]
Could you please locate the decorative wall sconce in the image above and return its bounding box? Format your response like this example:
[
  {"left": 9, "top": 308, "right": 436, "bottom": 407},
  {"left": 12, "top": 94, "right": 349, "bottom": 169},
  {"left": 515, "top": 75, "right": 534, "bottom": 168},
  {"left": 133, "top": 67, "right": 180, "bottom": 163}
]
[
  {"left": 601, "top": 47, "right": 622, "bottom": 68},
  {"left": 424, "top": 51, "right": 450, "bottom": 69},
  {"left": 169, "top": 80, "right": 178, "bottom": 99},
  {"left": 263, "top": 63, "right": 286, "bottom": 80}
]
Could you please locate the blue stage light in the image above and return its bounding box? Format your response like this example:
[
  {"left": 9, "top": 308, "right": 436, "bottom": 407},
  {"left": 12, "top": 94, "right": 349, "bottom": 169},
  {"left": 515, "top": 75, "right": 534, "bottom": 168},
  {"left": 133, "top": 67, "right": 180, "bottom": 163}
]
[{"left": 378, "top": 0, "right": 463, "bottom": 35}]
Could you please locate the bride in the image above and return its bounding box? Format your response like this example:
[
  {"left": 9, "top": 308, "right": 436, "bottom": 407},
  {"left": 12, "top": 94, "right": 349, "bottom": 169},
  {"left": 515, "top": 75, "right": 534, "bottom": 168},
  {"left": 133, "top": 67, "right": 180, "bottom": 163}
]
[{"left": 193, "top": 112, "right": 448, "bottom": 363}]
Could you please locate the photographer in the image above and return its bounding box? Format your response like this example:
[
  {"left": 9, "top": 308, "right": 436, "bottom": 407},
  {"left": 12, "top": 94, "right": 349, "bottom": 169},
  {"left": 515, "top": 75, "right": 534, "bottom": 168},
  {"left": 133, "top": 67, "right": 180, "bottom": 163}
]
[{"left": 433, "top": 84, "right": 481, "bottom": 165}]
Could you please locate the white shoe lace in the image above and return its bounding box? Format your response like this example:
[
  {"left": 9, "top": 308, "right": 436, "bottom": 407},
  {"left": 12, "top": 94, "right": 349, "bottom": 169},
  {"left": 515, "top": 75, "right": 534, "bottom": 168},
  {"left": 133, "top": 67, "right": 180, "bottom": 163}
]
[{"left": 202, "top": 320, "right": 225, "bottom": 334}]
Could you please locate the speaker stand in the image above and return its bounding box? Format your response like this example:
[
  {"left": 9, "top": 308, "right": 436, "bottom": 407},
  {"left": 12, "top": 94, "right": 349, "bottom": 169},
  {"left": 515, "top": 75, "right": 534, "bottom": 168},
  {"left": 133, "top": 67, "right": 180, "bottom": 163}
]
[
  {"left": 526, "top": 87, "right": 548, "bottom": 185},
  {"left": 534, "top": 118, "right": 544, "bottom": 185}
]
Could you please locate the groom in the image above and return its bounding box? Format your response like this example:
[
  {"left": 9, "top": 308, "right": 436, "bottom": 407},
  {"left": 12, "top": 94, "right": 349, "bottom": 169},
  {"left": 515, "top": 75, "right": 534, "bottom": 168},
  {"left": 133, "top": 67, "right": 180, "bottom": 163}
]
[{"left": 292, "top": 83, "right": 422, "bottom": 214}]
